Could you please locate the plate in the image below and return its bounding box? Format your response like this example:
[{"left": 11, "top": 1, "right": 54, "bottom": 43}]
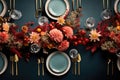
[
  {"left": 0, "top": 52, "right": 8, "bottom": 75},
  {"left": 45, "top": 0, "right": 70, "bottom": 20},
  {"left": 114, "top": 0, "right": 120, "bottom": 16},
  {"left": 46, "top": 51, "right": 71, "bottom": 76},
  {"left": 0, "top": 0, "right": 7, "bottom": 17},
  {"left": 117, "top": 58, "right": 120, "bottom": 71}
]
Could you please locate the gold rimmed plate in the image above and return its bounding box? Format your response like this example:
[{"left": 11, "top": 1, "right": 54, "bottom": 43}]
[
  {"left": 46, "top": 51, "right": 71, "bottom": 76},
  {"left": 114, "top": 0, "right": 120, "bottom": 16},
  {"left": 45, "top": 0, "right": 70, "bottom": 20},
  {"left": 0, "top": 0, "right": 7, "bottom": 17}
]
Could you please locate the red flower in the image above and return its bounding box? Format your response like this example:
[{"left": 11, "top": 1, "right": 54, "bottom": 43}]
[
  {"left": 0, "top": 32, "right": 9, "bottom": 43},
  {"left": 57, "top": 40, "right": 69, "bottom": 51},
  {"left": 61, "top": 26, "right": 73, "bottom": 38}
]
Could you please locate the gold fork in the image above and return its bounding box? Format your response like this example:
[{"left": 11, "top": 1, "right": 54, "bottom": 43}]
[
  {"left": 38, "top": 58, "right": 40, "bottom": 76},
  {"left": 10, "top": 56, "right": 14, "bottom": 76},
  {"left": 41, "top": 57, "right": 44, "bottom": 76}
]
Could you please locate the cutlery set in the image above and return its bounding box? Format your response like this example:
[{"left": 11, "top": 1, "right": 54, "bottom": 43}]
[
  {"left": 37, "top": 57, "right": 44, "bottom": 76},
  {"left": 72, "top": 53, "right": 81, "bottom": 75},
  {"left": 10, "top": 54, "right": 19, "bottom": 76},
  {"left": 107, "top": 58, "right": 114, "bottom": 77}
]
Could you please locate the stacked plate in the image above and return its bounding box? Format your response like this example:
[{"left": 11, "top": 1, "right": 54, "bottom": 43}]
[
  {"left": 45, "top": 0, "right": 70, "bottom": 20},
  {"left": 46, "top": 51, "right": 71, "bottom": 76}
]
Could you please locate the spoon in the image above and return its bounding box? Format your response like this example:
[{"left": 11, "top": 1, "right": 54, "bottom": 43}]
[
  {"left": 77, "top": 53, "right": 81, "bottom": 75},
  {"left": 14, "top": 54, "right": 19, "bottom": 76}
]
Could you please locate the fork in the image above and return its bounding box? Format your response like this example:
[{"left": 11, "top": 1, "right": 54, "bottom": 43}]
[
  {"left": 10, "top": 56, "right": 14, "bottom": 76},
  {"left": 35, "top": 0, "right": 42, "bottom": 18},
  {"left": 41, "top": 57, "right": 44, "bottom": 76},
  {"left": 38, "top": 58, "right": 40, "bottom": 76}
]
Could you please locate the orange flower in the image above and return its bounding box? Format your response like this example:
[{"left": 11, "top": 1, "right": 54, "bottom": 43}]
[
  {"left": 30, "top": 32, "right": 40, "bottom": 43},
  {"left": 2, "top": 22, "right": 9, "bottom": 32},
  {"left": 57, "top": 17, "right": 65, "bottom": 25},
  {"left": 21, "top": 26, "right": 28, "bottom": 33},
  {"left": 116, "top": 26, "right": 120, "bottom": 31}
]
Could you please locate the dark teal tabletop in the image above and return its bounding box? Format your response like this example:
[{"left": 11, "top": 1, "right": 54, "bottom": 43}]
[{"left": 0, "top": 0, "right": 120, "bottom": 80}]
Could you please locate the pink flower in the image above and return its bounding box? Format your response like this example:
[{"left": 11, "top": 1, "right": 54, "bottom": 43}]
[
  {"left": 0, "top": 32, "right": 9, "bottom": 43},
  {"left": 61, "top": 26, "right": 73, "bottom": 38},
  {"left": 29, "top": 32, "right": 40, "bottom": 43},
  {"left": 49, "top": 28, "right": 63, "bottom": 43},
  {"left": 57, "top": 40, "right": 69, "bottom": 51}
]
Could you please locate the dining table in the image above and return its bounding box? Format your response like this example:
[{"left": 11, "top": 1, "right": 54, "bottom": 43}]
[{"left": 0, "top": 0, "right": 120, "bottom": 80}]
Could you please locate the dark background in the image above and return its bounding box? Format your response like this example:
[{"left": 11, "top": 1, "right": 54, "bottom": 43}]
[{"left": 0, "top": 0, "right": 120, "bottom": 80}]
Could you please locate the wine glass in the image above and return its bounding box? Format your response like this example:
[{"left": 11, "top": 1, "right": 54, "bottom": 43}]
[
  {"left": 9, "top": 9, "right": 22, "bottom": 20},
  {"left": 38, "top": 16, "right": 49, "bottom": 26},
  {"left": 69, "top": 49, "right": 78, "bottom": 59},
  {"left": 30, "top": 43, "right": 41, "bottom": 53},
  {"left": 85, "top": 17, "right": 95, "bottom": 28},
  {"left": 101, "top": 9, "right": 111, "bottom": 20}
]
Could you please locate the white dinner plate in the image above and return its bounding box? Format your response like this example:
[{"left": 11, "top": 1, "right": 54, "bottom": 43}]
[
  {"left": 0, "top": 52, "right": 8, "bottom": 75},
  {"left": 46, "top": 51, "right": 71, "bottom": 76},
  {"left": 114, "top": 0, "right": 120, "bottom": 15},
  {"left": 0, "top": 0, "right": 7, "bottom": 17},
  {"left": 45, "top": 0, "right": 70, "bottom": 20}
]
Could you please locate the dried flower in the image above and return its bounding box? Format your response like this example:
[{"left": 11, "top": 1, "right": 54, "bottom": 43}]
[
  {"left": 57, "top": 17, "right": 65, "bottom": 25},
  {"left": 21, "top": 26, "right": 28, "bottom": 33},
  {"left": 0, "top": 32, "right": 9, "bottom": 43},
  {"left": 61, "top": 26, "right": 73, "bottom": 38},
  {"left": 89, "top": 29, "right": 101, "bottom": 42},
  {"left": 57, "top": 40, "right": 69, "bottom": 51},
  {"left": 29, "top": 32, "right": 40, "bottom": 43},
  {"left": 2, "top": 22, "right": 9, "bottom": 32},
  {"left": 49, "top": 28, "right": 63, "bottom": 43}
]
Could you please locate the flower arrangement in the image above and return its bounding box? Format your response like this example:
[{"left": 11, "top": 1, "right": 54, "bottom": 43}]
[{"left": 0, "top": 8, "right": 120, "bottom": 60}]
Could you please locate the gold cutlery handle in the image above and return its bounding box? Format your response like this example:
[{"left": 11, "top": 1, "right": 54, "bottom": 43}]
[
  {"left": 107, "top": 64, "right": 109, "bottom": 76},
  {"left": 76, "top": 0, "right": 79, "bottom": 9},
  {"left": 72, "top": 0, "right": 74, "bottom": 11},
  {"left": 42, "top": 63, "right": 44, "bottom": 76},
  {"left": 78, "top": 62, "right": 80, "bottom": 75},
  {"left": 74, "top": 62, "right": 76, "bottom": 75},
  {"left": 38, "top": 63, "right": 40, "bottom": 76},
  {"left": 16, "top": 62, "right": 18, "bottom": 76},
  {"left": 112, "top": 61, "right": 114, "bottom": 75},
  {"left": 12, "top": 61, "right": 14, "bottom": 76},
  {"left": 35, "top": 10, "right": 39, "bottom": 18}
]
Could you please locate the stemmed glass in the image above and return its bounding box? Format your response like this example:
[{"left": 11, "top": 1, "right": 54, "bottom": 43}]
[
  {"left": 101, "top": 0, "right": 111, "bottom": 20},
  {"left": 9, "top": 0, "right": 22, "bottom": 20}
]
